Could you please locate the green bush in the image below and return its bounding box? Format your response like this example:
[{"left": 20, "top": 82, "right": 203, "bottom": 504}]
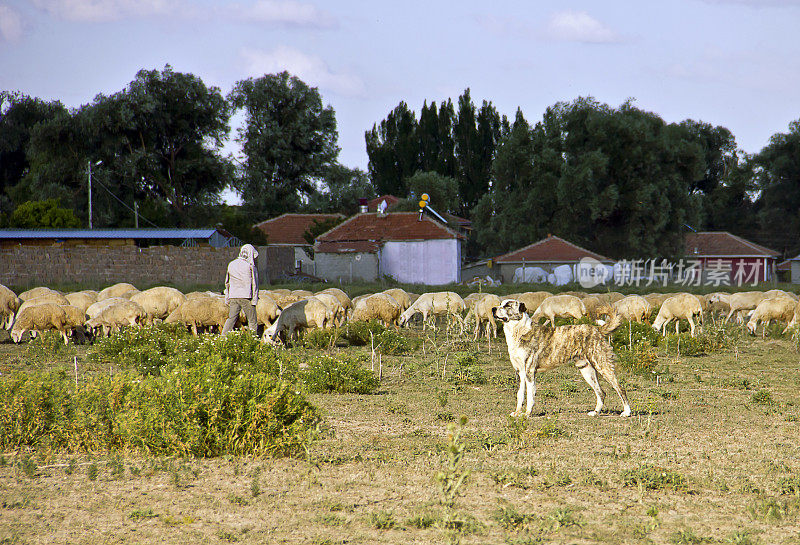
[
  {"left": 300, "top": 355, "right": 380, "bottom": 394},
  {"left": 302, "top": 327, "right": 343, "bottom": 350},
  {"left": 448, "top": 352, "right": 487, "bottom": 385},
  {"left": 375, "top": 328, "right": 415, "bottom": 355},
  {"left": 611, "top": 321, "right": 661, "bottom": 351},
  {"left": 341, "top": 320, "right": 388, "bottom": 346},
  {"left": 92, "top": 324, "right": 200, "bottom": 375},
  {"left": 616, "top": 346, "right": 660, "bottom": 376},
  {"left": 0, "top": 354, "right": 319, "bottom": 457},
  {"left": 622, "top": 464, "right": 688, "bottom": 491}
]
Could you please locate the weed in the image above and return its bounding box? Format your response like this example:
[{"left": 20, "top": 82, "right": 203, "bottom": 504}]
[
  {"left": 493, "top": 503, "right": 531, "bottom": 531},
  {"left": 777, "top": 475, "right": 800, "bottom": 496},
  {"left": 535, "top": 419, "right": 569, "bottom": 439},
  {"left": 546, "top": 507, "right": 581, "bottom": 530},
  {"left": 448, "top": 352, "right": 487, "bottom": 385},
  {"left": 302, "top": 328, "right": 343, "bottom": 350},
  {"left": 406, "top": 510, "right": 438, "bottom": 529},
  {"left": 369, "top": 510, "right": 396, "bottom": 529},
  {"left": 437, "top": 412, "right": 454, "bottom": 422},
  {"left": 747, "top": 497, "right": 793, "bottom": 522},
  {"left": 670, "top": 527, "right": 711, "bottom": 544},
  {"left": 751, "top": 389, "right": 774, "bottom": 405},
  {"left": 435, "top": 416, "right": 470, "bottom": 509},
  {"left": 86, "top": 462, "right": 99, "bottom": 481},
  {"left": 250, "top": 466, "right": 262, "bottom": 498},
  {"left": 18, "top": 455, "right": 37, "bottom": 478},
  {"left": 436, "top": 388, "right": 449, "bottom": 407},
  {"left": 725, "top": 530, "right": 759, "bottom": 545},
  {"left": 315, "top": 513, "right": 347, "bottom": 526},
  {"left": 622, "top": 464, "right": 688, "bottom": 491},
  {"left": 227, "top": 494, "right": 250, "bottom": 506},
  {"left": 216, "top": 529, "right": 240, "bottom": 543},
  {"left": 387, "top": 401, "right": 408, "bottom": 415},
  {"left": 65, "top": 458, "right": 76, "bottom": 475},
  {"left": 129, "top": 508, "right": 158, "bottom": 520}
]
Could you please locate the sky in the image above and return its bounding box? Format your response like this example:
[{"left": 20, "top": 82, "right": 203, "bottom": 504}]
[{"left": 1, "top": 0, "right": 799, "bottom": 203}]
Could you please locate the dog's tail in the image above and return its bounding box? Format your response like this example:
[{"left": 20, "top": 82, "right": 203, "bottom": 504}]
[{"left": 596, "top": 305, "right": 623, "bottom": 335}]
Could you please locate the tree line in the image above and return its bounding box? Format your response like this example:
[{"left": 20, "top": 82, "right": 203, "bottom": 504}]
[{"left": 1, "top": 65, "right": 798, "bottom": 259}]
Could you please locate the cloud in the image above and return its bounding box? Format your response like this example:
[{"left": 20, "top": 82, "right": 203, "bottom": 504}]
[
  {"left": 699, "top": 0, "right": 800, "bottom": 6},
  {"left": 0, "top": 5, "right": 24, "bottom": 42},
  {"left": 546, "top": 10, "right": 621, "bottom": 43},
  {"left": 31, "top": 0, "right": 172, "bottom": 22},
  {"left": 232, "top": 0, "right": 336, "bottom": 28},
  {"left": 241, "top": 46, "right": 365, "bottom": 97}
]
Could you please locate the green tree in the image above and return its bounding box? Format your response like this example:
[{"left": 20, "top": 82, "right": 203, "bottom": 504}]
[
  {"left": 8, "top": 199, "right": 80, "bottom": 228},
  {"left": 404, "top": 170, "right": 460, "bottom": 214},
  {"left": 229, "top": 72, "right": 339, "bottom": 219},
  {"left": 305, "top": 164, "right": 376, "bottom": 215},
  {"left": 365, "top": 101, "right": 419, "bottom": 197},
  {"left": 754, "top": 119, "right": 800, "bottom": 256}
]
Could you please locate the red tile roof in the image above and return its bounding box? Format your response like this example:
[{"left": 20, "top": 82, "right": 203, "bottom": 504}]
[
  {"left": 367, "top": 195, "right": 402, "bottom": 212},
  {"left": 315, "top": 212, "right": 463, "bottom": 253},
  {"left": 777, "top": 260, "right": 791, "bottom": 271},
  {"left": 685, "top": 232, "right": 780, "bottom": 258},
  {"left": 494, "top": 236, "right": 612, "bottom": 263},
  {"left": 254, "top": 213, "right": 344, "bottom": 245}
]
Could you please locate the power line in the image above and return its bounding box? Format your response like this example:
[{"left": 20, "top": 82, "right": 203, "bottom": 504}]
[{"left": 91, "top": 174, "right": 159, "bottom": 228}]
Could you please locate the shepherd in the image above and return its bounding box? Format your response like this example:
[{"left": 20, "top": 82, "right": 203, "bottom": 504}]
[{"left": 222, "top": 244, "right": 259, "bottom": 335}]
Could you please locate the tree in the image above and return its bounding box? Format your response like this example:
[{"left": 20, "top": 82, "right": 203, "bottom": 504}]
[
  {"left": 404, "top": 171, "right": 460, "bottom": 214},
  {"left": 20, "top": 65, "right": 233, "bottom": 227},
  {"left": 229, "top": 72, "right": 339, "bottom": 219},
  {"left": 302, "top": 216, "right": 345, "bottom": 258},
  {"left": 7, "top": 199, "right": 80, "bottom": 228},
  {"left": 365, "top": 101, "right": 419, "bottom": 196},
  {"left": 305, "top": 165, "right": 376, "bottom": 215},
  {"left": 754, "top": 119, "right": 800, "bottom": 256}
]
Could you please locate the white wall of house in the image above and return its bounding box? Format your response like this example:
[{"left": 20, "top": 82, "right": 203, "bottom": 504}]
[
  {"left": 792, "top": 261, "right": 800, "bottom": 284},
  {"left": 380, "top": 239, "right": 461, "bottom": 284}
]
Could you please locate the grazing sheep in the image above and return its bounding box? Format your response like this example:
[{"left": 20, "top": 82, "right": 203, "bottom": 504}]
[
  {"left": 266, "top": 291, "right": 303, "bottom": 309},
  {"left": 470, "top": 293, "right": 501, "bottom": 340},
  {"left": 97, "top": 283, "right": 139, "bottom": 301},
  {"left": 65, "top": 291, "right": 97, "bottom": 313},
  {"left": 18, "top": 293, "right": 71, "bottom": 314},
  {"left": 350, "top": 294, "right": 371, "bottom": 308},
  {"left": 254, "top": 294, "right": 281, "bottom": 328},
  {"left": 291, "top": 289, "right": 314, "bottom": 299},
  {"left": 86, "top": 297, "right": 130, "bottom": 320},
  {"left": 613, "top": 295, "right": 652, "bottom": 323},
  {"left": 18, "top": 286, "right": 61, "bottom": 301},
  {"left": 317, "top": 288, "right": 353, "bottom": 316},
  {"left": 652, "top": 293, "right": 703, "bottom": 337},
  {"left": 350, "top": 293, "right": 402, "bottom": 328},
  {"left": 783, "top": 300, "right": 800, "bottom": 333},
  {"left": 397, "top": 291, "right": 466, "bottom": 332},
  {"left": 312, "top": 293, "right": 346, "bottom": 326},
  {"left": 747, "top": 296, "right": 796, "bottom": 335},
  {"left": 1, "top": 284, "right": 21, "bottom": 329},
  {"left": 463, "top": 292, "right": 488, "bottom": 310},
  {"left": 531, "top": 295, "right": 587, "bottom": 327},
  {"left": 580, "top": 295, "right": 604, "bottom": 319},
  {"left": 764, "top": 289, "right": 798, "bottom": 301},
  {"left": 130, "top": 287, "right": 186, "bottom": 324},
  {"left": 643, "top": 293, "right": 672, "bottom": 309},
  {"left": 709, "top": 292, "right": 765, "bottom": 324},
  {"left": 11, "top": 303, "right": 69, "bottom": 344},
  {"left": 86, "top": 300, "right": 146, "bottom": 337},
  {"left": 265, "top": 297, "right": 330, "bottom": 344},
  {"left": 165, "top": 296, "right": 229, "bottom": 336},
  {"left": 59, "top": 304, "right": 90, "bottom": 342},
  {"left": 508, "top": 291, "right": 552, "bottom": 314},
  {"left": 381, "top": 288, "right": 412, "bottom": 311}
]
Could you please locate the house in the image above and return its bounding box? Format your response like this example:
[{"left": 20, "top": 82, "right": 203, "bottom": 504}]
[
  {"left": 254, "top": 213, "right": 344, "bottom": 274},
  {"left": 368, "top": 194, "right": 472, "bottom": 236},
  {"left": 684, "top": 232, "right": 780, "bottom": 285},
  {"left": 314, "top": 212, "right": 464, "bottom": 284},
  {"left": 0, "top": 228, "right": 240, "bottom": 249},
  {"left": 367, "top": 195, "right": 402, "bottom": 212},
  {"left": 490, "top": 235, "right": 613, "bottom": 283},
  {"left": 776, "top": 255, "right": 800, "bottom": 284}
]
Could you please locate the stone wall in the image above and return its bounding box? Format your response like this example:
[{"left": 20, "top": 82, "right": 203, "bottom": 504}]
[{"left": 0, "top": 245, "right": 295, "bottom": 288}]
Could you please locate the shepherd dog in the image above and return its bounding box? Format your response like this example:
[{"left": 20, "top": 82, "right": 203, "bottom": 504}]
[{"left": 492, "top": 299, "right": 631, "bottom": 418}]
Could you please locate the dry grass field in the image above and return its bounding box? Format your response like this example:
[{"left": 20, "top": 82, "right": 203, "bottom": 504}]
[{"left": 1, "top": 318, "right": 800, "bottom": 545}]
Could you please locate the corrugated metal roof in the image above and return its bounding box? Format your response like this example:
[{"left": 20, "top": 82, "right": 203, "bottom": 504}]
[{"left": 0, "top": 228, "right": 221, "bottom": 240}]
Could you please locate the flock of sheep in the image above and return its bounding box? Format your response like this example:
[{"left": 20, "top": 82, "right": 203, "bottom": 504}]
[{"left": 1, "top": 282, "right": 799, "bottom": 346}]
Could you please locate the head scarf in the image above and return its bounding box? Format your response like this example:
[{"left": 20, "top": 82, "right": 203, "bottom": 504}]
[{"left": 239, "top": 244, "right": 258, "bottom": 268}]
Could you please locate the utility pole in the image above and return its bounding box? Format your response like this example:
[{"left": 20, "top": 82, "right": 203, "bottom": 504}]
[
  {"left": 134, "top": 202, "right": 139, "bottom": 228},
  {"left": 87, "top": 160, "right": 92, "bottom": 229}
]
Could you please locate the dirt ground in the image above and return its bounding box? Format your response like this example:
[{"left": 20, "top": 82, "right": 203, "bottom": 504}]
[{"left": 2, "top": 327, "right": 800, "bottom": 545}]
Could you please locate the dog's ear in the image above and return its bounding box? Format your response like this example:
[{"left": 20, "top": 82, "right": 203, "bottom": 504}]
[{"left": 518, "top": 302, "right": 526, "bottom": 313}]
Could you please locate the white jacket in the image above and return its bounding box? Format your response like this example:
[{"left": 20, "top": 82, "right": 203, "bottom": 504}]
[{"left": 225, "top": 244, "right": 259, "bottom": 303}]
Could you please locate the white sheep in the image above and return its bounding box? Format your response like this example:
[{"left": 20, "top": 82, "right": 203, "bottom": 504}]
[
  {"left": 470, "top": 293, "right": 501, "bottom": 340},
  {"left": 265, "top": 297, "right": 330, "bottom": 344},
  {"left": 97, "top": 282, "right": 139, "bottom": 301},
  {"left": 613, "top": 295, "right": 652, "bottom": 323},
  {"left": 381, "top": 288, "right": 412, "bottom": 311},
  {"left": 397, "top": 291, "right": 466, "bottom": 333},
  {"left": 317, "top": 288, "right": 353, "bottom": 317},
  {"left": 708, "top": 292, "right": 765, "bottom": 324},
  {"left": 503, "top": 291, "right": 552, "bottom": 314},
  {"left": 130, "top": 287, "right": 187, "bottom": 324},
  {"left": 11, "top": 303, "right": 69, "bottom": 344},
  {"left": 65, "top": 291, "right": 97, "bottom": 313},
  {"left": 350, "top": 293, "right": 402, "bottom": 328},
  {"left": 531, "top": 295, "right": 587, "bottom": 326},
  {"left": 643, "top": 293, "right": 671, "bottom": 309},
  {"left": 254, "top": 294, "right": 281, "bottom": 328},
  {"left": 0, "top": 284, "right": 21, "bottom": 329},
  {"left": 312, "top": 292, "right": 346, "bottom": 326},
  {"left": 747, "top": 296, "right": 796, "bottom": 335},
  {"left": 652, "top": 293, "right": 704, "bottom": 337},
  {"left": 164, "top": 296, "right": 229, "bottom": 335},
  {"left": 86, "top": 300, "right": 146, "bottom": 337},
  {"left": 59, "top": 304, "right": 89, "bottom": 342},
  {"left": 580, "top": 295, "right": 604, "bottom": 319},
  {"left": 85, "top": 297, "right": 130, "bottom": 320},
  {"left": 17, "top": 293, "right": 71, "bottom": 314},
  {"left": 18, "top": 286, "right": 61, "bottom": 301}
]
